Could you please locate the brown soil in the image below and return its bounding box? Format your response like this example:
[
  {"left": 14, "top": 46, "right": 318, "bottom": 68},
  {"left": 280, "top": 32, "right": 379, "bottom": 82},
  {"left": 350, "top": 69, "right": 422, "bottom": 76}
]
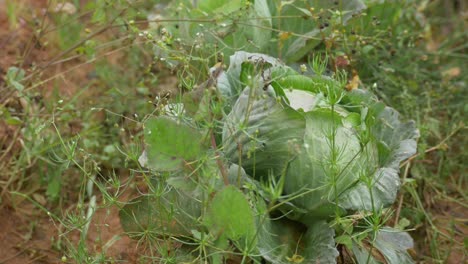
[
  {"left": 418, "top": 197, "right": 468, "bottom": 263},
  {"left": 0, "top": 206, "right": 58, "bottom": 264},
  {"left": 0, "top": 1, "right": 142, "bottom": 262},
  {"left": 0, "top": 195, "right": 141, "bottom": 263}
]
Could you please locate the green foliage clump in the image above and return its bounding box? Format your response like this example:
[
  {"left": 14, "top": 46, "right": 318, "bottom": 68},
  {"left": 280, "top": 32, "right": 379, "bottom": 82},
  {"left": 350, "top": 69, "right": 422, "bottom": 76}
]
[{"left": 120, "top": 52, "right": 418, "bottom": 263}]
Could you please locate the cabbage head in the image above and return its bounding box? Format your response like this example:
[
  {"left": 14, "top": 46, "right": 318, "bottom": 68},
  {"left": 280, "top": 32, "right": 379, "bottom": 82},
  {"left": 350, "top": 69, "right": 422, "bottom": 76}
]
[
  {"left": 124, "top": 51, "right": 418, "bottom": 264},
  {"left": 220, "top": 52, "right": 419, "bottom": 220}
]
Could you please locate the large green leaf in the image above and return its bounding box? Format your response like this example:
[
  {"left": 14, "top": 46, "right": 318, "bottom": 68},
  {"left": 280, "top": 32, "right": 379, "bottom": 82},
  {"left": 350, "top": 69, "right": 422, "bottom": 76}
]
[
  {"left": 283, "top": 29, "right": 322, "bottom": 63},
  {"left": 214, "top": 1, "right": 274, "bottom": 58},
  {"left": 271, "top": 73, "right": 342, "bottom": 98},
  {"left": 338, "top": 92, "right": 419, "bottom": 211},
  {"left": 373, "top": 107, "right": 419, "bottom": 169},
  {"left": 374, "top": 227, "right": 414, "bottom": 264},
  {"left": 158, "top": 1, "right": 366, "bottom": 64},
  {"left": 257, "top": 218, "right": 338, "bottom": 264},
  {"left": 257, "top": 218, "right": 304, "bottom": 264},
  {"left": 252, "top": 0, "right": 273, "bottom": 51},
  {"left": 198, "top": 0, "right": 246, "bottom": 14},
  {"left": 353, "top": 227, "right": 414, "bottom": 264},
  {"left": 338, "top": 167, "right": 401, "bottom": 211},
  {"left": 351, "top": 242, "right": 380, "bottom": 264},
  {"left": 141, "top": 117, "right": 205, "bottom": 171},
  {"left": 119, "top": 188, "right": 202, "bottom": 238},
  {"left": 222, "top": 83, "right": 306, "bottom": 179},
  {"left": 270, "top": 0, "right": 366, "bottom": 62},
  {"left": 346, "top": 1, "right": 402, "bottom": 32},
  {"left": 279, "top": 86, "right": 418, "bottom": 212},
  {"left": 284, "top": 108, "right": 378, "bottom": 216},
  {"left": 205, "top": 186, "right": 255, "bottom": 241},
  {"left": 303, "top": 221, "right": 339, "bottom": 263},
  {"left": 217, "top": 51, "right": 285, "bottom": 106},
  {"left": 227, "top": 163, "right": 249, "bottom": 186}
]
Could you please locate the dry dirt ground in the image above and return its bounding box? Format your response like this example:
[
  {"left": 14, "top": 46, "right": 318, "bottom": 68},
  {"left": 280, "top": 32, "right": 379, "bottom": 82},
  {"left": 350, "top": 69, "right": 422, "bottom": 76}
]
[
  {"left": 0, "top": 0, "right": 143, "bottom": 262},
  {"left": 0, "top": 201, "right": 139, "bottom": 263}
]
